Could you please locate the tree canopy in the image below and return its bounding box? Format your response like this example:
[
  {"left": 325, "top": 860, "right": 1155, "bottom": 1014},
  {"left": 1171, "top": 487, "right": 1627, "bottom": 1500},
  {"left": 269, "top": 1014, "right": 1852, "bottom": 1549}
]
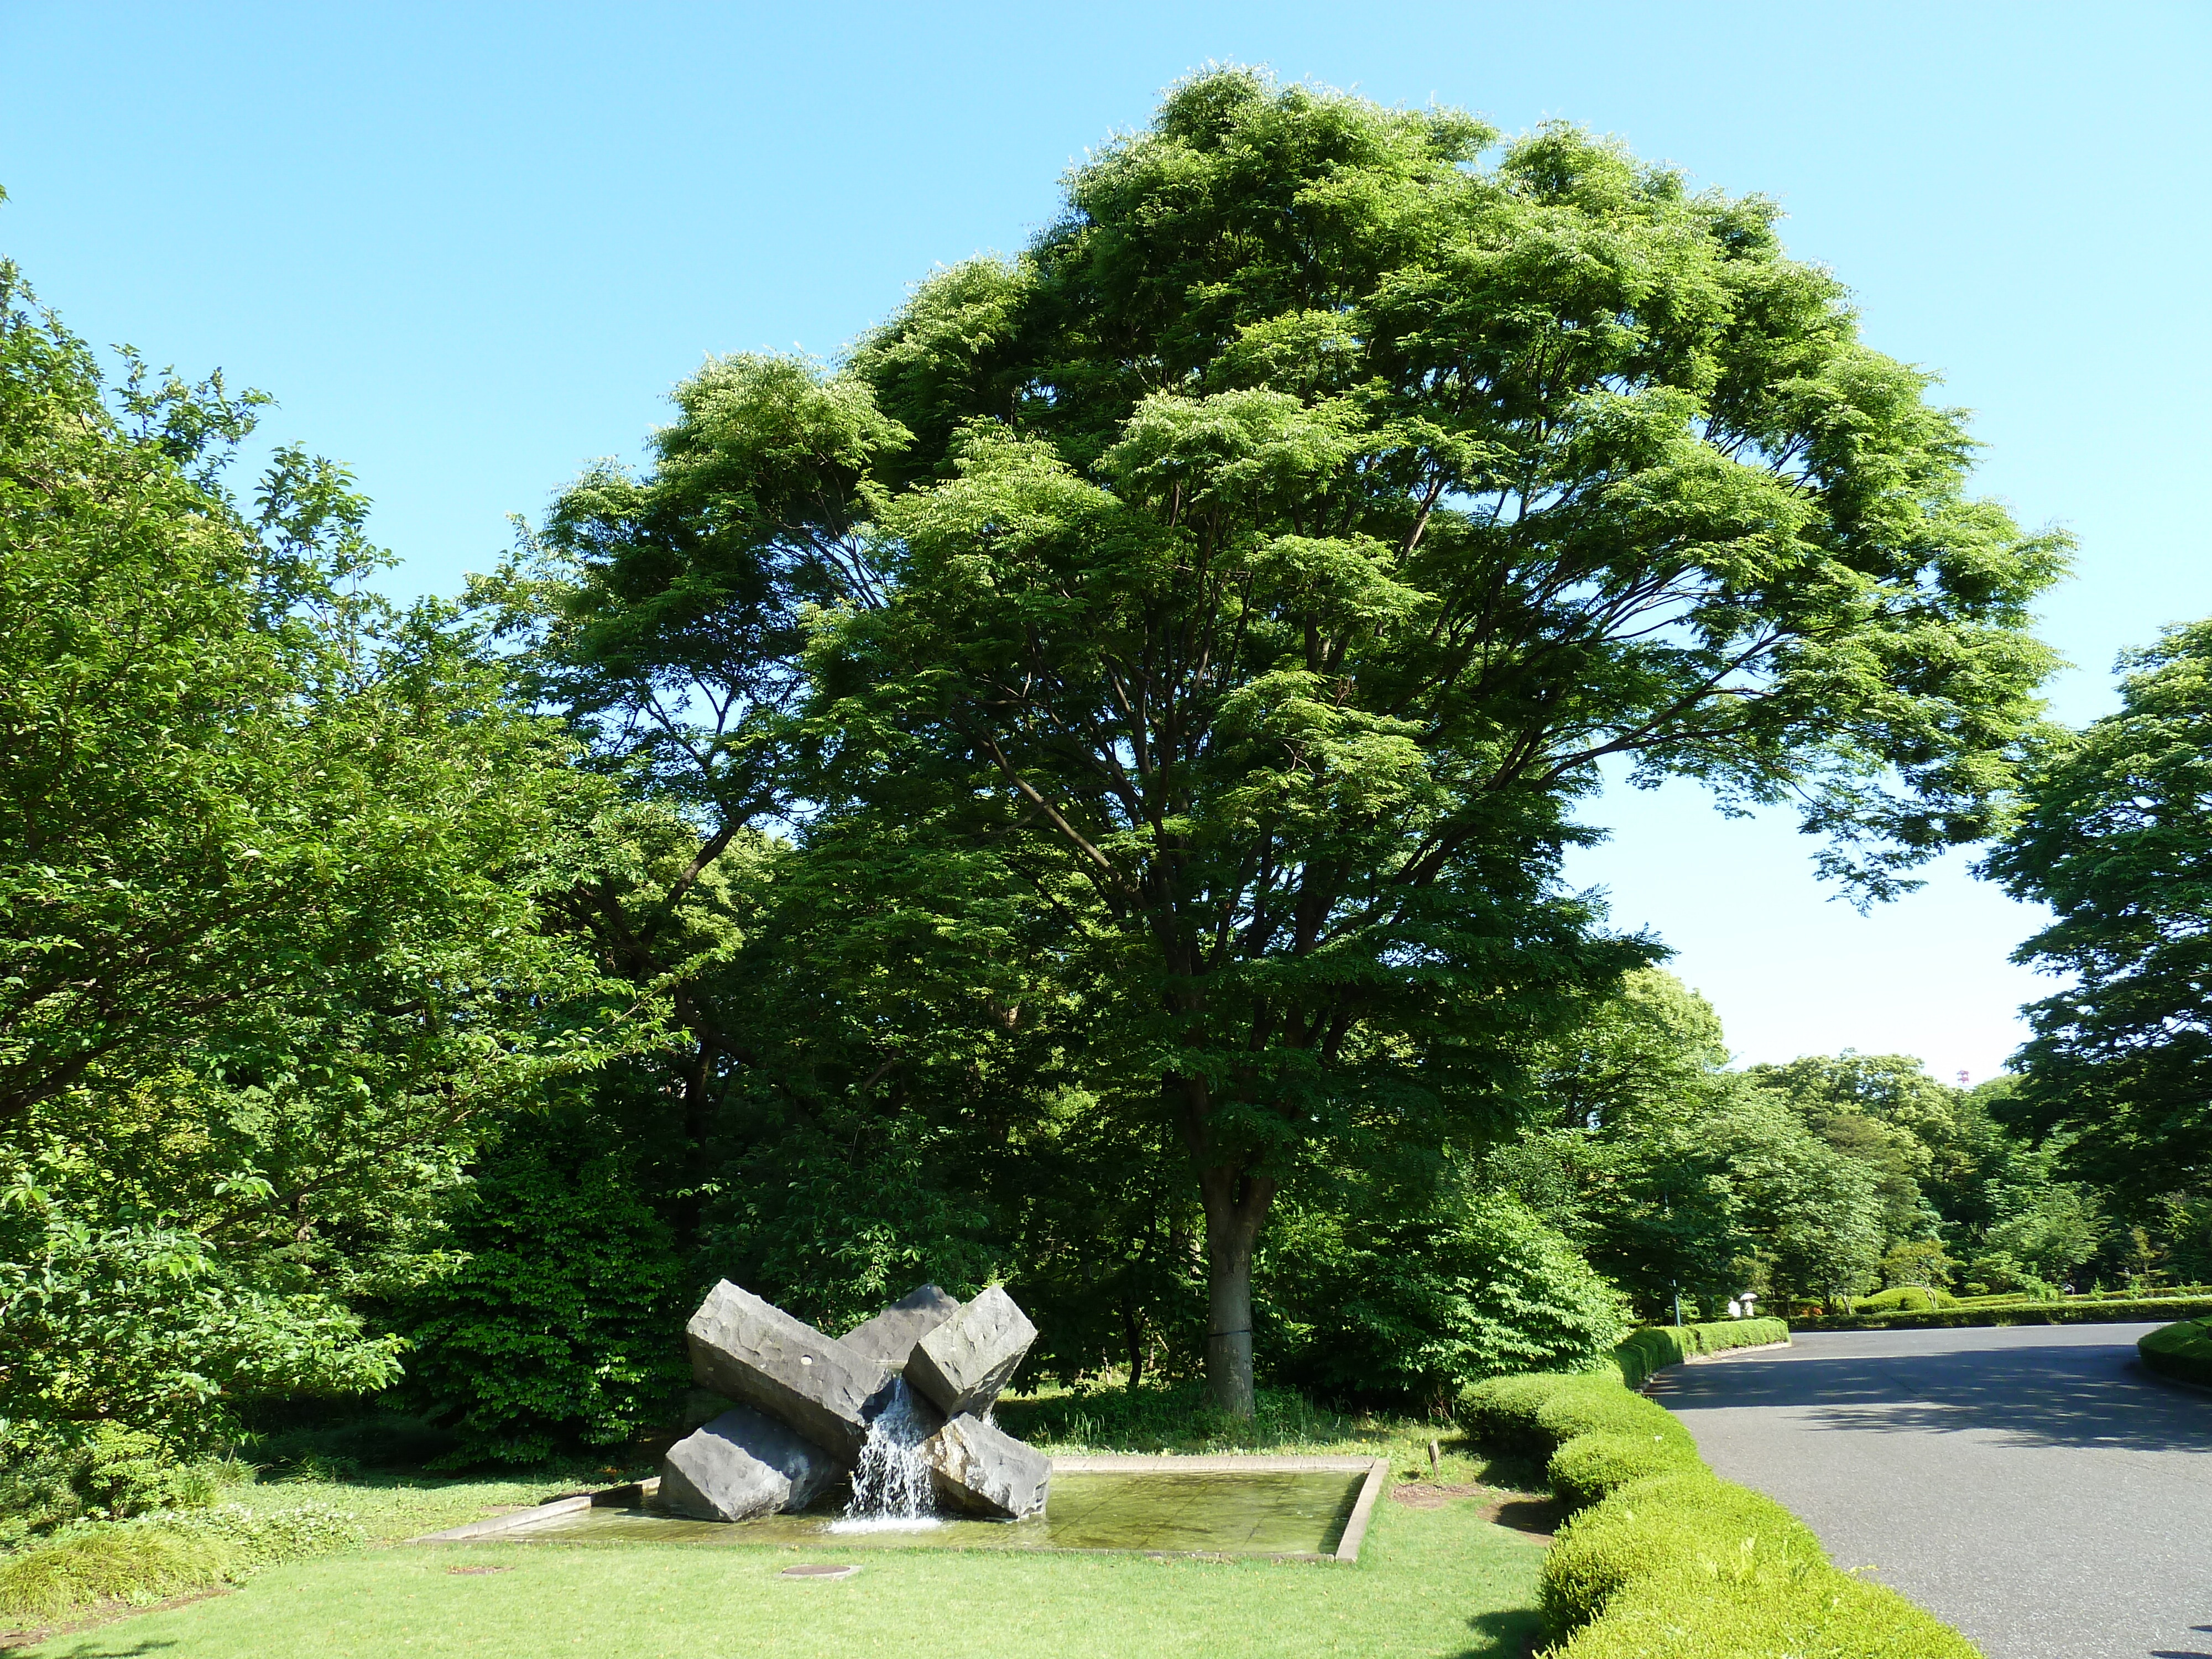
[
  {"left": 0, "top": 259, "right": 648, "bottom": 1448},
  {"left": 513, "top": 70, "right": 2066, "bottom": 1410},
  {"left": 1987, "top": 620, "right": 2212, "bottom": 1215}
]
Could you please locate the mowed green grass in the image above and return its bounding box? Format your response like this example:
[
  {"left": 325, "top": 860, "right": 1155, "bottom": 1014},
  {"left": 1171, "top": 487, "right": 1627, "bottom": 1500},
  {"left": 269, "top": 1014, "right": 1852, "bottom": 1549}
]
[{"left": 23, "top": 1496, "right": 1544, "bottom": 1659}]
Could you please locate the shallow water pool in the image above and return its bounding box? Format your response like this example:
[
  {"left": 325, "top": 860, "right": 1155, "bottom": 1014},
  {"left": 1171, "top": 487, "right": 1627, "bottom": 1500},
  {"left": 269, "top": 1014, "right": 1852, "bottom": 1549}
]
[{"left": 519, "top": 1470, "right": 1365, "bottom": 1559}]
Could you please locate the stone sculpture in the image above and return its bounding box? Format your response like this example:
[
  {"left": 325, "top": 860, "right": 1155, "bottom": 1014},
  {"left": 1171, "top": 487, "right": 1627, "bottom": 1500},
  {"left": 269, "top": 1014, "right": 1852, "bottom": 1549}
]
[
  {"left": 906, "top": 1285, "right": 1039, "bottom": 1418},
  {"left": 685, "top": 1280, "right": 892, "bottom": 1461},
  {"left": 924, "top": 1412, "right": 1051, "bottom": 1518},
  {"left": 841, "top": 1282, "right": 961, "bottom": 1373},
  {"left": 661, "top": 1277, "right": 1050, "bottom": 1522},
  {"left": 659, "top": 1404, "right": 839, "bottom": 1522}
]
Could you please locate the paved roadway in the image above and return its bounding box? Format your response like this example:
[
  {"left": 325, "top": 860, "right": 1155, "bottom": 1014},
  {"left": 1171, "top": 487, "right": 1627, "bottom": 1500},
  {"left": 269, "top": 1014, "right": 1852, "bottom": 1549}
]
[{"left": 1649, "top": 1325, "right": 2212, "bottom": 1659}]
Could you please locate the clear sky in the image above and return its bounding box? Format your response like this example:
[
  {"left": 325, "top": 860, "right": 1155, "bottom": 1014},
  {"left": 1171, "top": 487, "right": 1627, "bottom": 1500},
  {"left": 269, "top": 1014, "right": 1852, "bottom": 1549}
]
[{"left": 5, "top": 1, "right": 2207, "bottom": 1080}]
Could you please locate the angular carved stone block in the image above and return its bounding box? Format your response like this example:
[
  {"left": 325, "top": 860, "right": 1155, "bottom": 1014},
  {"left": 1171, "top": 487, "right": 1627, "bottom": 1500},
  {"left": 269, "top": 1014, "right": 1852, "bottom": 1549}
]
[
  {"left": 841, "top": 1283, "right": 961, "bottom": 1374},
  {"left": 905, "top": 1285, "right": 1037, "bottom": 1418},
  {"left": 924, "top": 1412, "right": 1050, "bottom": 1519},
  {"left": 686, "top": 1279, "right": 890, "bottom": 1462},
  {"left": 659, "top": 1406, "right": 838, "bottom": 1522}
]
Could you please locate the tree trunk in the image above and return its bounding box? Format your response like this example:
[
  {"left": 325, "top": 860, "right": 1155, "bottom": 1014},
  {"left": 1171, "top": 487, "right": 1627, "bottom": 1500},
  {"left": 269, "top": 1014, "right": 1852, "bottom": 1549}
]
[
  {"left": 1121, "top": 1297, "right": 1146, "bottom": 1395},
  {"left": 1199, "top": 1164, "right": 1276, "bottom": 1417}
]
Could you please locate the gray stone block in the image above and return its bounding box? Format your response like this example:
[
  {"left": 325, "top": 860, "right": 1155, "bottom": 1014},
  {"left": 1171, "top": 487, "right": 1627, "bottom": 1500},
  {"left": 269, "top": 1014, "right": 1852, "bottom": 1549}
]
[
  {"left": 686, "top": 1280, "right": 890, "bottom": 1462},
  {"left": 924, "top": 1413, "right": 1050, "bottom": 1519},
  {"left": 905, "top": 1285, "right": 1037, "bottom": 1418},
  {"left": 659, "top": 1405, "right": 839, "bottom": 1521},
  {"left": 841, "top": 1284, "right": 960, "bottom": 1374}
]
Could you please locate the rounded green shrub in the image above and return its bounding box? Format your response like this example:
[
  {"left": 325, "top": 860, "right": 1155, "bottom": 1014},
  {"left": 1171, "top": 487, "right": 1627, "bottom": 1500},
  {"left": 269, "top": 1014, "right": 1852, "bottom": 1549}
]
[
  {"left": 1458, "top": 1371, "right": 1582, "bottom": 1458},
  {"left": 1546, "top": 1431, "right": 1699, "bottom": 1509},
  {"left": 1556, "top": 1556, "right": 1981, "bottom": 1657},
  {"left": 1851, "top": 1285, "right": 1958, "bottom": 1314},
  {"left": 1459, "top": 1370, "right": 1696, "bottom": 1467},
  {"left": 2140, "top": 1318, "right": 2212, "bottom": 1386},
  {"left": 1540, "top": 1469, "right": 1819, "bottom": 1635},
  {"left": 1534, "top": 1377, "right": 1697, "bottom": 1457}
]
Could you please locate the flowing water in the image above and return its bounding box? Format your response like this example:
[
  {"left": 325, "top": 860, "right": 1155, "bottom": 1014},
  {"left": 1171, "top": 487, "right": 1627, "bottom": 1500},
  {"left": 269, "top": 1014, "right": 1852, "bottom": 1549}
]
[{"left": 831, "top": 1377, "right": 940, "bottom": 1531}]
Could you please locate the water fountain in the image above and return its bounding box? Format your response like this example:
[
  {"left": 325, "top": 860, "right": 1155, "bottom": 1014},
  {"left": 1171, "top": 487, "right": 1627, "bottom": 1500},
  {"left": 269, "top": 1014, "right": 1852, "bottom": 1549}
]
[
  {"left": 424, "top": 1277, "right": 1380, "bottom": 1561},
  {"left": 829, "top": 1377, "right": 940, "bottom": 1532},
  {"left": 657, "top": 1279, "right": 1051, "bottom": 1526}
]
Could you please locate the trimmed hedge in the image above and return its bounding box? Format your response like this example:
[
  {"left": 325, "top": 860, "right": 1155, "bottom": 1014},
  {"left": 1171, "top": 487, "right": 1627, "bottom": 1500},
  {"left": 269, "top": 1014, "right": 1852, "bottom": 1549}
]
[
  {"left": 2139, "top": 1318, "right": 2212, "bottom": 1387},
  {"left": 1797, "top": 1295, "right": 2212, "bottom": 1333},
  {"left": 1458, "top": 1363, "right": 1976, "bottom": 1656},
  {"left": 1851, "top": 1286, "right": 1958, "bottom": 1313},
  {"left": 1612, "top": 1318, "right": 1790, "bottom": 1388},
  {"left": 1558, "top": 1554, "right": 1983, "bottom": 1658}
]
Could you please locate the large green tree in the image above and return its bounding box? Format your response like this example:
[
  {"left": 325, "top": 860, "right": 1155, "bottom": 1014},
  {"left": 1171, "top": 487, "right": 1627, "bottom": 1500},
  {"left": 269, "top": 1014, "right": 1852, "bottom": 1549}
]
[
  {"left": 525, "top": 72, "right": 2063, "bottom": 1411},
  {"left": 1985, "top": 620, "right": 2212, "bottom": 1221},
  {"left": 0, "top": 258, "right": 646, "bottom": 1447}
]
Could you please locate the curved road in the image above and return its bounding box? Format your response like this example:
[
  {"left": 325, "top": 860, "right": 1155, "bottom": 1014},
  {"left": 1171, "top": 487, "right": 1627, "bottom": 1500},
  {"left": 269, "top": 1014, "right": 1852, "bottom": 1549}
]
[{"left": 1650, "top": 1325, "right": 2211, "bottom": 1659}]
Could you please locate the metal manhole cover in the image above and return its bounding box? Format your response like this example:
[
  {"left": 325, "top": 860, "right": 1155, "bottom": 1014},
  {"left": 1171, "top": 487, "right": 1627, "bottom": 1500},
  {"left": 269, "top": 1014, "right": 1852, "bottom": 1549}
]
[{"left": 780, "top": 1564, "right": 860, "bottom": 1579}]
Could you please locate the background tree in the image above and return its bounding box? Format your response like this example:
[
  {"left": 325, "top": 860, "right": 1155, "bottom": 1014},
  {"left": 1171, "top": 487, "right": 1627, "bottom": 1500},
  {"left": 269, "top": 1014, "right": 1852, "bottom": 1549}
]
[
  {"left": 0, "top": 260, "right": 648, "bottom": 1453},
  {"left": 1985, "top": 620, "right": 2212, "bottom": 1253},
  {"left": 1490, "top": 972, "right": 1891, "bottom": 1313}
]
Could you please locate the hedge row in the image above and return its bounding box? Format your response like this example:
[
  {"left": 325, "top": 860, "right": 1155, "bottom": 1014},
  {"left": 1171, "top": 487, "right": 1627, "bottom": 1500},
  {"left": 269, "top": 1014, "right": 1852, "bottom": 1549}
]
[
  {"left": 1459, "top": 1364, "right": 1977, "bottom": 1657},
  {"left": 1795, "top": 1295, "right": 2212, "bottom": 1333},
  {"left": 1611, "top": 1318, "right": 1791, "bottom": 1389},
  {"left": 2139, "top": 1319, "right": 2212, "bottom": 1387}
]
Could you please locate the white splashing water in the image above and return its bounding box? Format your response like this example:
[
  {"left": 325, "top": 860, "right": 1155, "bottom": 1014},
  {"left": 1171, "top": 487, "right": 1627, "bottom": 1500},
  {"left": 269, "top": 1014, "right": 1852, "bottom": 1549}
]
[{"left": 830, "top": 1377, "right": 940, "bottom": 1532}]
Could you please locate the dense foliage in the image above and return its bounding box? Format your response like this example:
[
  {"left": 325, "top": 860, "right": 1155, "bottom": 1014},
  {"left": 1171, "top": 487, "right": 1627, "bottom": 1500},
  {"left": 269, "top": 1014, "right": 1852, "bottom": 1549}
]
[
  {"left": 1263, "top": 1188, "right": 1629, "bottom": 1406},
  {"left": 0, "top": 259, "right": 645, "bottom": 1459},
  {"left": 1986, "top": 621, "right": 2212, "bottom": 1278}
]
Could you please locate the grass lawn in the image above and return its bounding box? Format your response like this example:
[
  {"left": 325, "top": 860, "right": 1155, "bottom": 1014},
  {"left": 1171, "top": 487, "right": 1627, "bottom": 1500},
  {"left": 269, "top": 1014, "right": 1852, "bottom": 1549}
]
[{"left": 18, "top": 1491, "right": 1545, "bottom": 1659}]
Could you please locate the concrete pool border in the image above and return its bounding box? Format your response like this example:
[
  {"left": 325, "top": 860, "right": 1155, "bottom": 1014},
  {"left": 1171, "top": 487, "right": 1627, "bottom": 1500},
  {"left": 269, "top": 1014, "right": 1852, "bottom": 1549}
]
[{"left": 414, "top": 1455, "right": 1393, "bottom": 1563}]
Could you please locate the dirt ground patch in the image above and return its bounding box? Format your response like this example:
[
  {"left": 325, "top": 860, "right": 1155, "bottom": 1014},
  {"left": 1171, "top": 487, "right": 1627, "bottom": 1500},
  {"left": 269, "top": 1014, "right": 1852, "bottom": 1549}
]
[{"left": 1389, "top": 1484, "right": 1557, "bottom": 1539}]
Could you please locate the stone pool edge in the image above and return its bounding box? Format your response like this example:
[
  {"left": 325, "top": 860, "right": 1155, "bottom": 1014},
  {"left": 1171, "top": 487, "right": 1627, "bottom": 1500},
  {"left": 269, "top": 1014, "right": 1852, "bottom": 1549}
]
[{"left": 413, "top": 1454, "right": 1393, "bottom": 1563}]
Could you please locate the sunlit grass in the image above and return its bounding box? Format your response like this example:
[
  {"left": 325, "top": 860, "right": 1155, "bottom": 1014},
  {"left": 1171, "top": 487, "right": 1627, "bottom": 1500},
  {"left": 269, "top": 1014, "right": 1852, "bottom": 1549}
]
[{"left": 21, "top": 1489, "right": 1547, "bottom": 1659}]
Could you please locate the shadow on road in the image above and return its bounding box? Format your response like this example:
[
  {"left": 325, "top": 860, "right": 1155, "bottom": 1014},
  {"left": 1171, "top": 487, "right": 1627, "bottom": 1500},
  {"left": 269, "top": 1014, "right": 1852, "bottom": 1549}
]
[{"left": 1653, "top": 1338, "right": 2212, "bottom": 1456}]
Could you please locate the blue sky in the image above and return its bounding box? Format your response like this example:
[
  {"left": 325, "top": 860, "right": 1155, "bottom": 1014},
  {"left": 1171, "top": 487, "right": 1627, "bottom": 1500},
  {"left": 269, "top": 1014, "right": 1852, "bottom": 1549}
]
[{"left": 5, "top": 1, "right": 2207, "bottom": 1079}]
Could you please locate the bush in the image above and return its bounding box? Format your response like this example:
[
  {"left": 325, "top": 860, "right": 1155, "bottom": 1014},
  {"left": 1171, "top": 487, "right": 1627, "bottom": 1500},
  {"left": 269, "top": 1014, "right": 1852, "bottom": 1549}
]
[
  {"left": 1546, "top": 1433, "right": 1699, "bottom": 1509},
  {"left": 1541, "top": 1469, "right": 1820, "bottom": 1631},
  {"left": 1556, "top": 1558, "right": 1983, "bottom": 1658},
  {"left": 0, "top": 1500, "right": 361, "bottom": 1628},
  {"left": 0, "top": 1426, "right": 247, "bottom": 1548},
  {"left": 1850, "top": 1285, "right": 1959, "bottom": 1313},
  {"left": 0, "top": 1524, "right": 228, "bottom": 1626},
  {"left": 1612, "top": 1318, "right": 1788, "bottom": 1388},
  {"left": 1798, "top": 1294, "right": 2212, "bottom": 1332},
  {"left": 397, "top": 1108, "right": 690, "bottom": 1467},
  {"left": 1458, "top": 1371, "right": 1693, "bottom": 1484},
  {"left": 1457, "top": 1354, "right": 1973, "bottom": 1656},
  {"left": 1266, "top": 1192, "right": 1630, "bottom": 1407},
  {"left": 2140, "top": 1318, "right": 2212, "bottom": 1386}
]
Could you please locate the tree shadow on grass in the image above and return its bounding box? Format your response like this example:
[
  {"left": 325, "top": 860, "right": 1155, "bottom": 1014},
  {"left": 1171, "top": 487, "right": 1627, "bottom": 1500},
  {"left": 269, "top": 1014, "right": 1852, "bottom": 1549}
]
[
  {"left": 1652, "top": 1337, "right": 2212, "bottom": 1456},
  {"left": 1456, "top": 1605, "right": 1547, "bottom": 1659}
]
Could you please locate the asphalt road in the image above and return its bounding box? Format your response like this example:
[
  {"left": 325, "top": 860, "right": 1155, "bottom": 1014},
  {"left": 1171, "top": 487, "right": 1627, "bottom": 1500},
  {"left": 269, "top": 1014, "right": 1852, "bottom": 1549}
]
[{"left": 1649, "top": 1324, "right": 2212, "bottom": 1659}]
